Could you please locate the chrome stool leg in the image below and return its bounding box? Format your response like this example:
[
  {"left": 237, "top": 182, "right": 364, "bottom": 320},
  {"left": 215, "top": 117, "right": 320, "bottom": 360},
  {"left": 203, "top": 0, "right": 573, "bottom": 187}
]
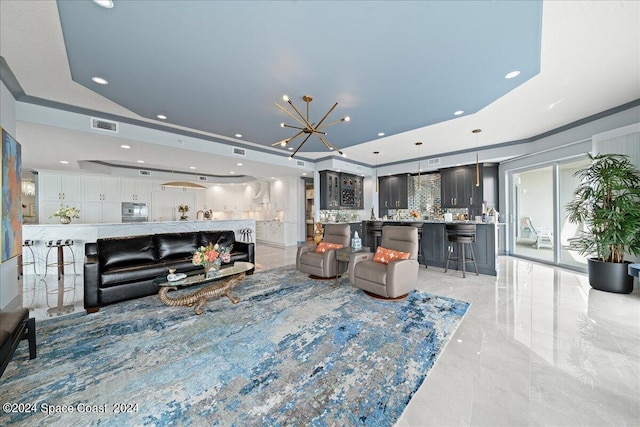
[
  {"left": 44, "top": 239, "right": 77, "bottom": 280},
  {"left": 19, "top": 240, "right": 39, "bottom": 278}
]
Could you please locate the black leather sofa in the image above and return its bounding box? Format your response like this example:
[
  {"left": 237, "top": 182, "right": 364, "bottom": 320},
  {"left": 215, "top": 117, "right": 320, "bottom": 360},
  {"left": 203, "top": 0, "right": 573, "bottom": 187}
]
[
  {"left": 0, "top": 308, "right": 36, "bottom": 378},
  {"left": 84, "top": 230, "right": 254, "bottom": 313}
]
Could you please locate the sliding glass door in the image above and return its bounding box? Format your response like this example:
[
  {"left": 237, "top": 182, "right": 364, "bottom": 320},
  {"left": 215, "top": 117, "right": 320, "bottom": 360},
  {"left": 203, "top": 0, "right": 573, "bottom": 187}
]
[
  {"left": 512, "top": 166, "right": 554, "bottom": 262},
  {"left": 510, "top": 156, "right": 590, "bottom": 270},
  {"left": 558, "top": 159, "right": 590, "bottom": 269}
]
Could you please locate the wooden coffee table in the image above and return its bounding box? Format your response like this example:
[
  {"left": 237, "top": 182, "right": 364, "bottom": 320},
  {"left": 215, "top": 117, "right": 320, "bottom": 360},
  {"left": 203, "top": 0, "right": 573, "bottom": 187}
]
[{"left": 154, "top": 261, "right": 254, "bottom": 315}]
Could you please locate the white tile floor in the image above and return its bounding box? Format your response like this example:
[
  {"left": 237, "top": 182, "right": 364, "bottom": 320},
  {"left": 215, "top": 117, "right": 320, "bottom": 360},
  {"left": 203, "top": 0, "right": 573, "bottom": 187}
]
[{"left": 18, "top": 243, "right": 640, "bottom": 426}]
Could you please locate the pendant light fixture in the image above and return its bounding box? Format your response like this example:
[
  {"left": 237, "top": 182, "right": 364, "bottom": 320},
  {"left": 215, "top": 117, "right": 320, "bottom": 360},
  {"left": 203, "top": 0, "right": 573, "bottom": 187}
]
[
  {"left": 162, "top": 167, "right": 206, "bottom": 189},
  {"left": 415, "top": 142, "right": 423, "bottom": 190},
  {"left": 272, "top": 94, "right": 350, "bottom": 159},
  {"left": 373, "top": 151, "right": 379, "bottom": 192},
  {"left": 472, "top": 129, "right": 481, "bottom": 187}
]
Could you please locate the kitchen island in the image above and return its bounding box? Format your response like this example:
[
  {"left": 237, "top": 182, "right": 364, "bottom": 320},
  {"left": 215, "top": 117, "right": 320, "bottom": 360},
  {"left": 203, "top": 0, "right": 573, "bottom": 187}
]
[
  {"left": 22, "top": 219, "right": 255, "bottom": 276},
  {"left": 362, "top": 220, "right": 499, "bottom": 276}
]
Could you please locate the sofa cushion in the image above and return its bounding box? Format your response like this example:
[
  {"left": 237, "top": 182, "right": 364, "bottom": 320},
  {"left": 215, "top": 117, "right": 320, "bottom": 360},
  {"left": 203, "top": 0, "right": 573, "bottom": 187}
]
[
  {"left": 0, "top": 308, "right": 28, "bottom": 336},
  {"left": 156, "top": 232, "right": 199, "bottom": 261},
  {"left": 199, "top": 230, "right": 235, "bottom": 249},
  {"left": 355, "top": 259, "right": 387, "bottom": 284},
  {"left": 98, "top": 235, "right": 156, "bottom": 270},
  {"left": 101, "top": 262, "right": 166, "bottom": 288},
  {"left": 300, "top": 251, "right": 325, "bottom": 268},
  {"left": 163, "top": 258, "right": 203, "bottom": 272}
]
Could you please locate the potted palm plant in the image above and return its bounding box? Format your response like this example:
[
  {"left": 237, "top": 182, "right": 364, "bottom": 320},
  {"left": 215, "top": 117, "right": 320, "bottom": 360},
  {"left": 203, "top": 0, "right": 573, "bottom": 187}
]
[{"left": 566, "top": 153, "right": 640, "bottom": 293}]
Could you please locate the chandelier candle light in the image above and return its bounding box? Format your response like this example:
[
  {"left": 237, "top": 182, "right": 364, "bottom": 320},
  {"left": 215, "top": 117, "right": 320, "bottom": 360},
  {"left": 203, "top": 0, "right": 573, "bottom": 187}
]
[{"left": 273, "top": 94, "right": 350, "bottom": 159}]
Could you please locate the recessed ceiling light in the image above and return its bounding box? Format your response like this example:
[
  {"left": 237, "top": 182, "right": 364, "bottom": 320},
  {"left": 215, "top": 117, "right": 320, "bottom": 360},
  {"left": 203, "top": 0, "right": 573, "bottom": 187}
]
[
  {"left": 120, "top": 144, "right": 130, "bottom": 149},
  {"left": 378, "top": 132, "right": 385, "bottom": 137},
  {"left": 235, "top": 133, "right": 242, "bottom": 138},
  {"left": 288, "top": 147, "right": 293, "bottom": 151},
  {"left": 302, "top": 173, "right": 307, "bottom": 176},
  {"left": 93, "top": 0, "right": 114, "bottom": 8},
  {"left": 60, "top": 160, "right": 69, "bottom": 164},
  {"left": 189, "top": 166, "right": 196, "bottom": 170},
  {"left": 137, "top": 160, "right": 144, "bottom": 163},
  {"left": 229, "top": 171, "right": 235, "bottom": 174},
  {"left": 236, "top": 163, "right": 243, "bottom": 166},
  {"left": 91, "top": 76, "right": 108, "bottom": 85},
  {"left": 336, "top": 169, "right": 341, "bottom": 172},
  {"left": 454, "top": 110, "right": 464, "bottom": 116},
  {"left": 505, "top": 70, "right": 520, "bottom": 79},
  {"left": 157, "top": 114, "right": 167, "bottom": 120}
]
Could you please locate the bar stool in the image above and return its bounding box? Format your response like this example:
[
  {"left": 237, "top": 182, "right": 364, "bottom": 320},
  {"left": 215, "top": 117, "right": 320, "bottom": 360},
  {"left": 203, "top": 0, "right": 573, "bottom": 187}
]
[
  {"left": 44, "top": 239, "right": 77, "bottom": 280},
  {"left": 240, "top": 228, "right": 253, "bottom": 243},
  {"left": 445, "top": 224, "right": 479, "bottom": 278},
  {"left": 366, "top": 221, "right": 383, "bottom": 252},
  {"left": 18, "top": 240, "right": 39, "bottom": 277}
]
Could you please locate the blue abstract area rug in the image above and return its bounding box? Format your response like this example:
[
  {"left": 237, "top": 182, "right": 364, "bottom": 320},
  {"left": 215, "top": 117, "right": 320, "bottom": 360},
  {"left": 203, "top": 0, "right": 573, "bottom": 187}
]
[{"left": 1, "top": 266, "right": 469, "bottom": 426}]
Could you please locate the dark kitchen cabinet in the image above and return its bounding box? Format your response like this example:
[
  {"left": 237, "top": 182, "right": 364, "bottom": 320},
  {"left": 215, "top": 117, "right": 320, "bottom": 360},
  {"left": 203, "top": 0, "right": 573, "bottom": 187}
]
[
  {"left": 421, "top": 222, "right": 497, "bottom": 275},
  {"left": 320, "top": 171, "right": 363, "bottom": 210},
  {"left": 320, "top": 171, "right": 340, "bottom": 209},
  {"left": 378, "top": 174, "right": 408, "bottom": 212},
  {"left": 441, "top": 164, "right": 499, "bottom": 217},
  {"left": 340, "top": 173, "right": 363, "bottom": 209},
  {"left": 441, "top": 166, "right": 472, "bottom": 209}
]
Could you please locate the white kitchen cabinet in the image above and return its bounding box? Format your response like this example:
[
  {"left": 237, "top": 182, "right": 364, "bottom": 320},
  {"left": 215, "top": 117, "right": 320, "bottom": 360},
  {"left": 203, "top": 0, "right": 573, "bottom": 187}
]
[
  {"left": 121, "top": 179, "right": 152, "bottom": 202},
  {"left": 151, "top": 191, "right": 196, "bottom": 221},
  {"left": 38, "top": 174, "right": 83, "bottom": 223},
  {"left": 83, "top": 201, "right": 121, "bottom": 224},
  {"left": 271, "top": 180, "right": 289, "bottom": 211},
  {"left": 255, "top": 220, "right": 297, "bottom": 247},
  {"left": 85, "top": 176, "right": 121, "bottom": 202},
  {"left": 38, "top": 174, "right": 83, "bottom": 203}
]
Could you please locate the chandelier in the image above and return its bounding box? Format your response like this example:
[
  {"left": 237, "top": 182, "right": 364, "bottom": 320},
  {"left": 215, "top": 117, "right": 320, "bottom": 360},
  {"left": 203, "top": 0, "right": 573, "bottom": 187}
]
[
  {"left": 272, "top": 94, "right": 350, "bottom": 159},
  {"left": 21, "top": 180, "right": 35, "bottom": 197}
]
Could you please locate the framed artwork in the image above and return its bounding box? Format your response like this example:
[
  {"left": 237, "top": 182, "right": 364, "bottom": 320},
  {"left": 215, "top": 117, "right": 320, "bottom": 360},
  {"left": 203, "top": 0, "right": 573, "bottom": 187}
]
[{"left": 1, "top": 126, "right": 22, "bottom": 262}]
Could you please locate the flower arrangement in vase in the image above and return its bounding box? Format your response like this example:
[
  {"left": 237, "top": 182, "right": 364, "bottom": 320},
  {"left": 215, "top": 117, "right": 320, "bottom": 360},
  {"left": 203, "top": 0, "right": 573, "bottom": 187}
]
[
  {"left": 192, "top": 243, "right": 233, "bottom": 272},
  {"left": 178, "top": 204, "right": 190, "bottom": 220},
  {"left": 50, "top": 204, "right": 80, "bottom": 224}
]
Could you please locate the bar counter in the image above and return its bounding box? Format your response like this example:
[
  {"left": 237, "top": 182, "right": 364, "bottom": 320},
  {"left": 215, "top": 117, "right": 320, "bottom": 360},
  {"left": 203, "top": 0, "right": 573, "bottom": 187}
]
[{"left": 362, "top": 220, "right": 499, "bottom": 275}]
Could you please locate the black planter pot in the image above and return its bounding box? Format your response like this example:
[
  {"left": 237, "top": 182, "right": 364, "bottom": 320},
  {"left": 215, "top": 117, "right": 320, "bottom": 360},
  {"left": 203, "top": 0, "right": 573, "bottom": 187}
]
[{"left": 587, "top": 258, "right": 634, "bottom": 294}]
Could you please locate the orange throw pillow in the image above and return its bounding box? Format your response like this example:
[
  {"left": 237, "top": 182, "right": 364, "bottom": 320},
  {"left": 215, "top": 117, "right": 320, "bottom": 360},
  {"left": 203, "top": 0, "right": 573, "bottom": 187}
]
[
  {"left": 315, "top": 242, "right": 344, "bottom": 253},
  {"left": 372, "top": 246, "right": 410, "bottom": 264}
]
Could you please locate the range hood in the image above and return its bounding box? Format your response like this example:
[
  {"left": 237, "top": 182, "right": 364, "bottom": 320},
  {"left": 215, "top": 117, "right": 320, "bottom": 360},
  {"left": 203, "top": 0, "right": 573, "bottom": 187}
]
[{"left": 252, "top": 181, "right": 271, "bottom": 203}]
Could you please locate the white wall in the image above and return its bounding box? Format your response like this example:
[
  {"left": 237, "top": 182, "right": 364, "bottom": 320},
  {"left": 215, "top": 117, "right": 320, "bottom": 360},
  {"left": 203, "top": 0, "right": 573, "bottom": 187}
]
[{"left": 1, "top": 80, "right": 16, "bottom": 136}]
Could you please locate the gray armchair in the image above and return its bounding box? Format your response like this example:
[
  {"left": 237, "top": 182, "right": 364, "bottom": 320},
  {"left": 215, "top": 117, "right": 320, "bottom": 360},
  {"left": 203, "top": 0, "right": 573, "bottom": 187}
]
[
  {"left": 297, "top": 224, "right": 350, "bottom": 278},
  {"left": 353, "top": 226, "right": 419, "bottom": 299}
]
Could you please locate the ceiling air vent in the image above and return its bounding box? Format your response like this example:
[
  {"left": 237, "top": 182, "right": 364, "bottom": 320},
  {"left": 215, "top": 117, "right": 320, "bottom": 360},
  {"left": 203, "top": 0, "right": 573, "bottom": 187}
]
[
  {"left": 296, "top": 160, "right": 305, "bottom": 167},
  {"left": 198, "top": 176, "right": 208, "bottom": 181},
  {"left": 232, "top": 147, "right": 246, "bottom": 156},
  {"left": 91, "top": 117, "right": 118, "bottom": 133},
  {"left": 138, "top": 170, "right": 151, "bottom": 176},
  {"left": 427, "top": 158, "right": 441, "bottom": 166}
]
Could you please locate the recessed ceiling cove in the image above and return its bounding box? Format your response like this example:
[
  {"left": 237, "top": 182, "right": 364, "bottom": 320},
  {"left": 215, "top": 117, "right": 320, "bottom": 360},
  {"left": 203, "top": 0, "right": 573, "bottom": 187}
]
[{"left": 57, "top": 0, "right": 542, "bottom": 154}]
